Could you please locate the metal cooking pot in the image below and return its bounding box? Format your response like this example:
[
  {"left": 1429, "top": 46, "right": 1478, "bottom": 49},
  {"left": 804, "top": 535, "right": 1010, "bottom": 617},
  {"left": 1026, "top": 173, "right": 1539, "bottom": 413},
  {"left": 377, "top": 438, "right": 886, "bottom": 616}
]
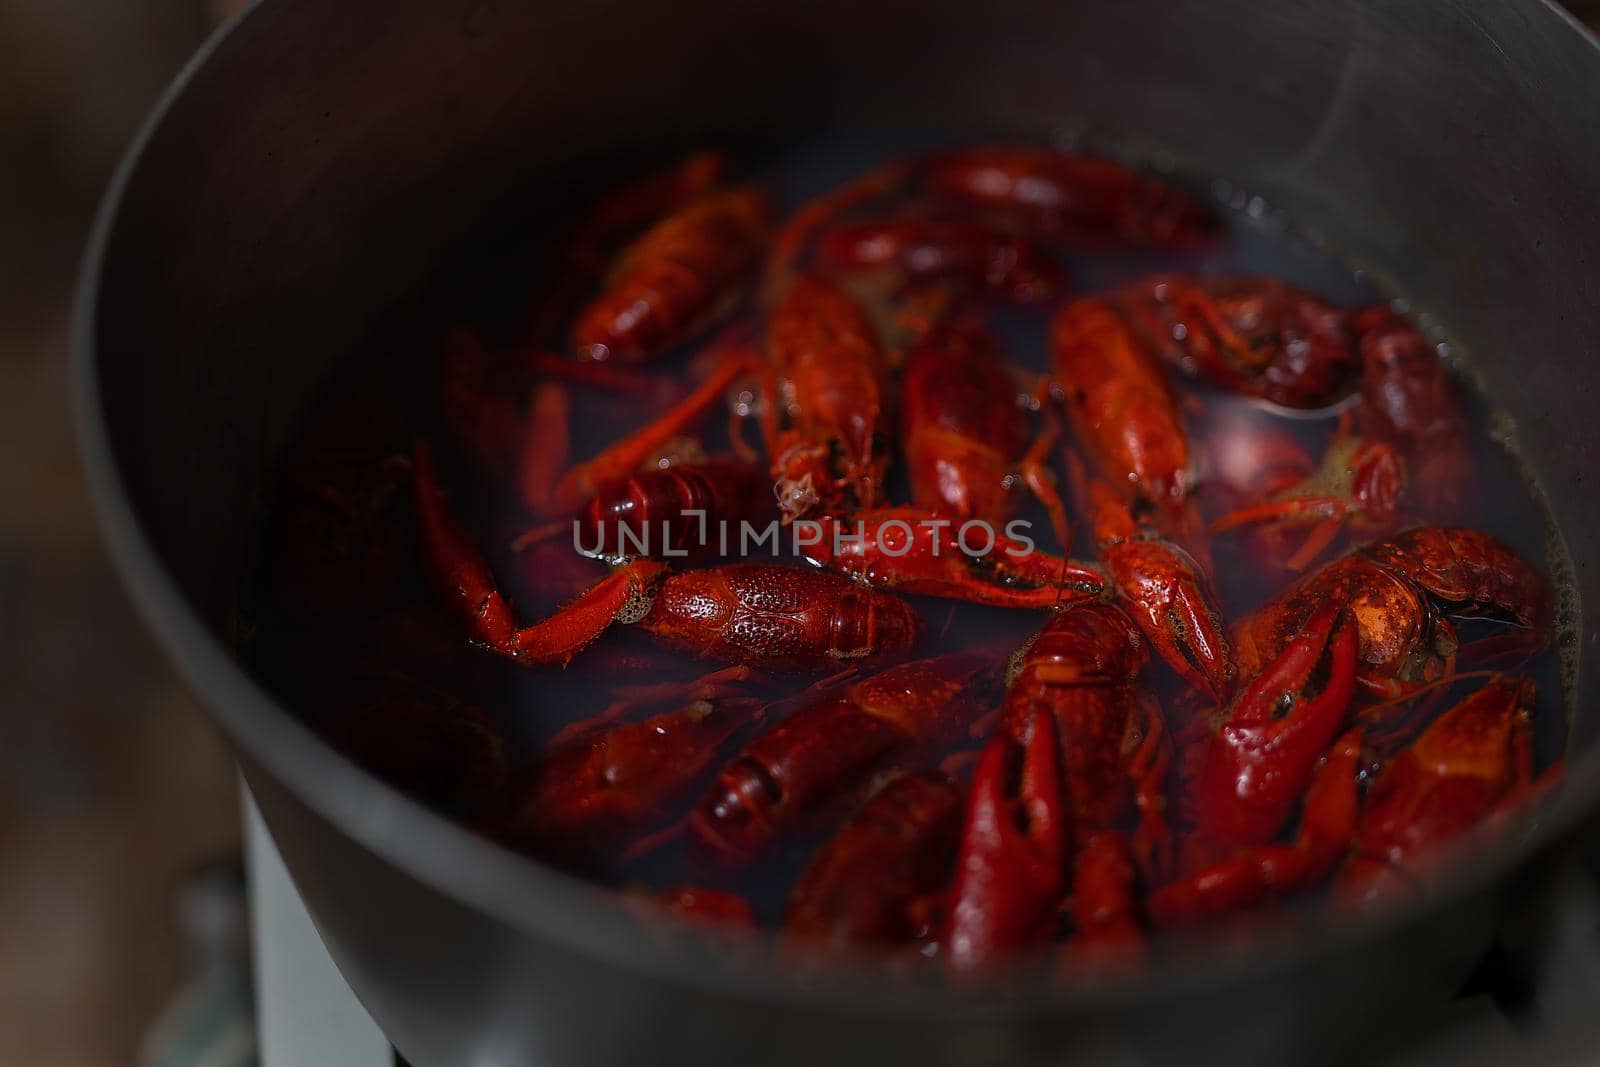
[{"left": 75, "top": 1, "right": 1600, "bottom": 1064}]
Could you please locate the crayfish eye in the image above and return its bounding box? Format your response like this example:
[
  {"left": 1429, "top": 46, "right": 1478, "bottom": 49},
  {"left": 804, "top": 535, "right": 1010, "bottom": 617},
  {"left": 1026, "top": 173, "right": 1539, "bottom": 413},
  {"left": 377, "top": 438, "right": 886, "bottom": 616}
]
[{"left": 1273, "top": 691, "right": 1296, "bottom": 719}]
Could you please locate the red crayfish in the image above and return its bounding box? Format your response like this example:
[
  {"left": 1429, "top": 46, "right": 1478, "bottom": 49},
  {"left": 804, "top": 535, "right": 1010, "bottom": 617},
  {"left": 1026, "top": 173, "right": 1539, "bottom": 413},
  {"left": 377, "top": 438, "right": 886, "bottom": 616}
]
[
  {"left": 690, "top": 652, "right": 997, "bottom": 865},
  {"left": 947, "top": 603, "right": 1170, "bottom": 964},
  {"left": 296, "top": 143, "right": 1569, "bottom": 964}
]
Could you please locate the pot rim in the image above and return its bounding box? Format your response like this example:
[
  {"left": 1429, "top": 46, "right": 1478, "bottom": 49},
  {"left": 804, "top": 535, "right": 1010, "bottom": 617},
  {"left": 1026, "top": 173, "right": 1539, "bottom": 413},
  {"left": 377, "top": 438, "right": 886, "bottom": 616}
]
[{"left": 72, "top": 0, "right": 1600, "bottom": 1017}]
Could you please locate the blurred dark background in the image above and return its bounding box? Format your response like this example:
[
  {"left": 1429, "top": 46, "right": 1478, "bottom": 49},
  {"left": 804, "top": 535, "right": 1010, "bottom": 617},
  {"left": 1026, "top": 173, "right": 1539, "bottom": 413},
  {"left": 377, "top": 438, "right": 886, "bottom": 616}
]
[
  {"left": 1, "top": 1, "right": 247, "bottom": 1063},
  {"left": 1, "top": 1, "right": 1596, "bottom": 1064}
]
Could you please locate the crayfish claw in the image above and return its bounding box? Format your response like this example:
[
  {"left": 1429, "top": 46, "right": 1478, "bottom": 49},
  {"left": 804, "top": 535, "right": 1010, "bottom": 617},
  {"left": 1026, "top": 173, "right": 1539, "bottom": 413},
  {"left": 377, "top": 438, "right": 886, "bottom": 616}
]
[{"left": 946, "top": 709, "right": 1067, "bottom": 967}]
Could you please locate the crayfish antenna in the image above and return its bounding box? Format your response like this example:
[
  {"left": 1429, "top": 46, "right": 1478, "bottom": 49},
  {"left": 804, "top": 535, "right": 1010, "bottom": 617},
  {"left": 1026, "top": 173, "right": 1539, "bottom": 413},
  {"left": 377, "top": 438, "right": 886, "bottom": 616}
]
[
  {"left": 763, "top": 160, "right": 908, "bottom": 303},
  {"left": 517, "top": 381, "right": 570, "bottom": 513},
  {"left": 1210, "top": 495, "right": 1351, "bottom": 534},
  {"left": 511, "top": 348, "right": 685, "bottom": 400},
  {"left": 509, "top": 519, "right": 570, "bottom": 554},
  {"left": 545, "top": 343, "right": 763, "bottom": 516},
  {"left": 546, "top": 665, "right": 766, "bottom": 748},
  {"left": 726, "top": 360, "right": 781, "bottom": 468}
]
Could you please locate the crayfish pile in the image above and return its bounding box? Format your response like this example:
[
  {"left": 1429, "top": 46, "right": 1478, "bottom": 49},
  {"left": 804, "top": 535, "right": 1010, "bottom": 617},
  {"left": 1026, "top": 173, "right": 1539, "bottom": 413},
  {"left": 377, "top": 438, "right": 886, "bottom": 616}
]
[{"left": 262, "top": 144, "right": 1565, "bottom": 966}]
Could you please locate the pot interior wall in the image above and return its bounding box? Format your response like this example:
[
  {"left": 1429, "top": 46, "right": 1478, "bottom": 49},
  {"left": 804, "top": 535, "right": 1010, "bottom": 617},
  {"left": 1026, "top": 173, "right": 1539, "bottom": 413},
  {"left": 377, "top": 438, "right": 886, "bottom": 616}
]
[{"left": 88, "top": 0, "right": 1599, "bottom": 939}]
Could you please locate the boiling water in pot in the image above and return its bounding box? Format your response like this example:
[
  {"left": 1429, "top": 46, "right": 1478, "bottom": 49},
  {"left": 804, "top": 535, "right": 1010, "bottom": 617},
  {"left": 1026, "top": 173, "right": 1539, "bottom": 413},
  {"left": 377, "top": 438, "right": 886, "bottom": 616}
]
[{"left": 248, "top": 131, "right": 1569, "bottom": 961}]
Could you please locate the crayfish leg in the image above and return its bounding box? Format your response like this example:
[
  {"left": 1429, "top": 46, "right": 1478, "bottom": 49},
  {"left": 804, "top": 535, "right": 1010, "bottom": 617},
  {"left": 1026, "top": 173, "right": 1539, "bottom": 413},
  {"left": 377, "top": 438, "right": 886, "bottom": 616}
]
[
  {"left": 1127, "top": 690, "right": 1175, "bottom": 886},
  {"left": 413, "top": 439, "right": 668, "bottom": 666},
  {"left": 412, "top": 440, "right": 518, "bottom": 651},
  {"left": 517, "top": 381, "right": 570, "bottom": 513},
  {"left": 506, "top": 560, "right": 668, "bottom": 666},
  {"left": 1067, "top": 831, "right": 1145, "bottom": 953},
  {"left": 1017, "top": 410, "right": 1073, "bottom": 551},
  {"left": 653, "top": 885, "right": 756, "bottom": 929}
]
